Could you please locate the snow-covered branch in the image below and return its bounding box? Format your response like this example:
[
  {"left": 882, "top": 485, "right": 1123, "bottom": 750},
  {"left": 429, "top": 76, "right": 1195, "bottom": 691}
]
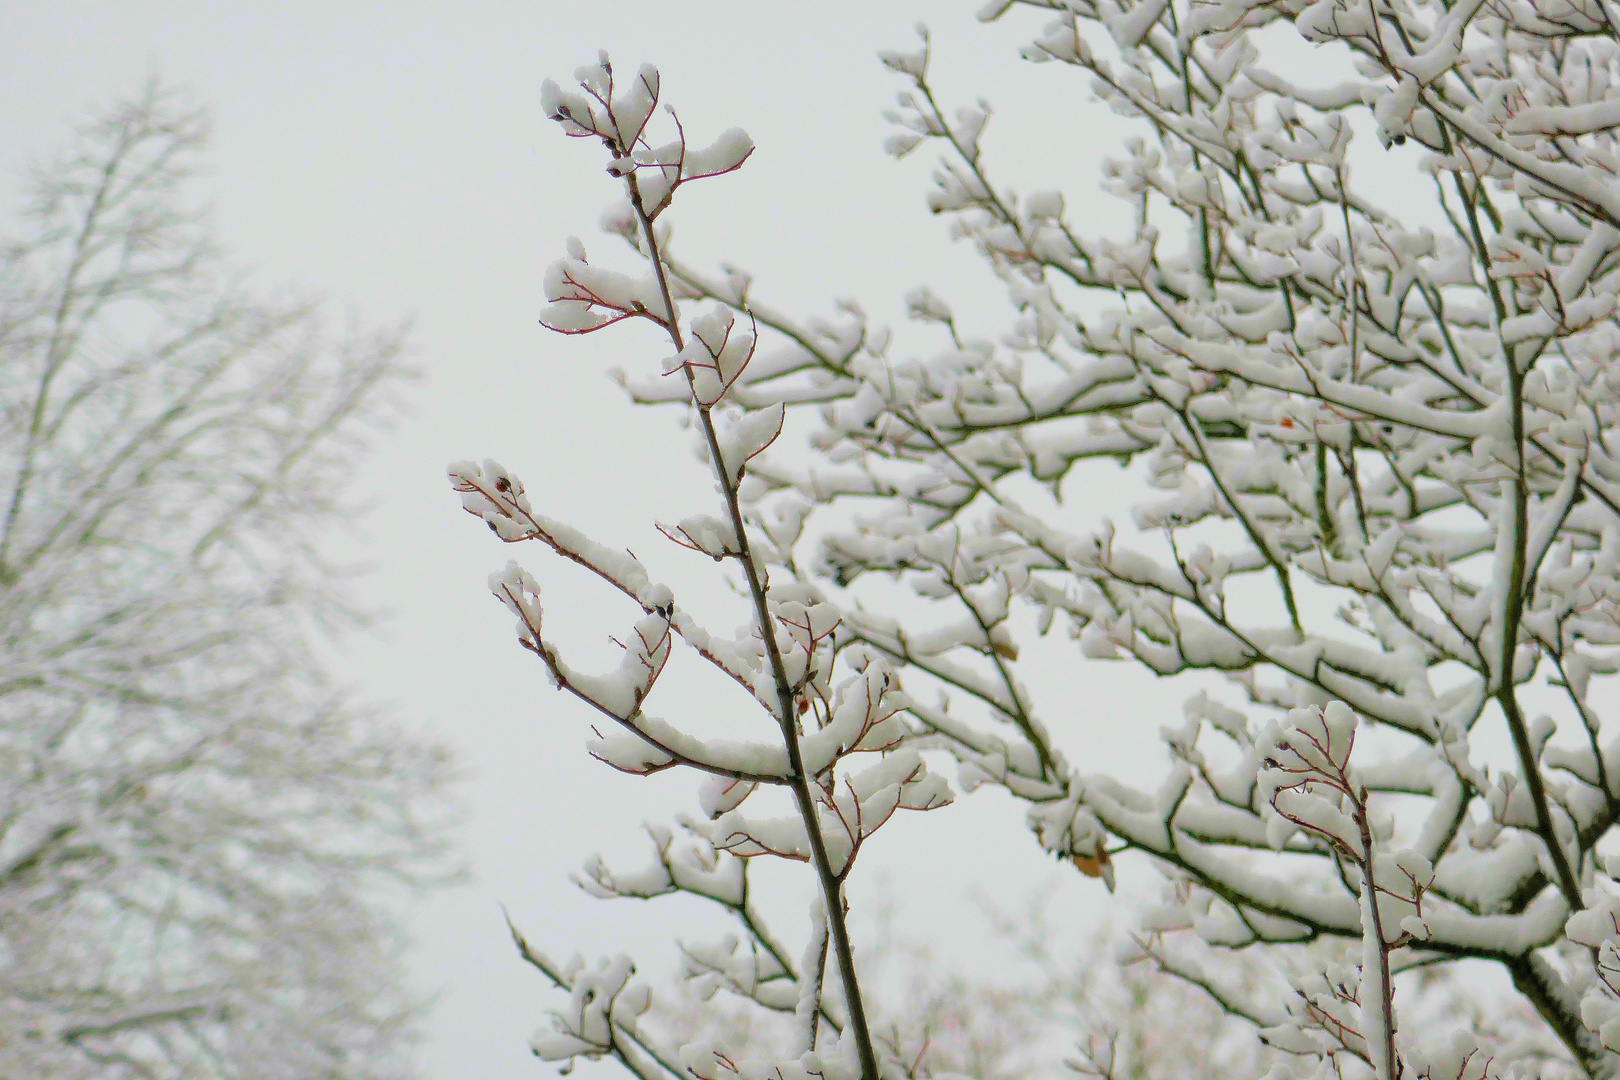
[{"left": 489, "top": 0, "right": 1620, "bottom": 1073}]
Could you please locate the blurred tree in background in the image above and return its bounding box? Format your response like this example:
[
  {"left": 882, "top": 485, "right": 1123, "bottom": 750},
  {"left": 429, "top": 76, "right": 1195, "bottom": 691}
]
[{"left": 0, "top": 85, "right": 456, "bottom": 1079}]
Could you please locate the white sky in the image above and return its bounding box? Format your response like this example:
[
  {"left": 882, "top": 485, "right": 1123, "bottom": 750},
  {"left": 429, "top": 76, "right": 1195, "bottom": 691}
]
[{"left": 2, "top": 4, "right": 1201, "bottom": 1077}]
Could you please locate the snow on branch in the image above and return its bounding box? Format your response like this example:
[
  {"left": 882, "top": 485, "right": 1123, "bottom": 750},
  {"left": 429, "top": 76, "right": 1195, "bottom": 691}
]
[
  {"left": 469, "top": 0, "right": 1620, "bottom": 1072},
  {"left": 456, "top": 56, "right": 924, "bottom": 1080}
]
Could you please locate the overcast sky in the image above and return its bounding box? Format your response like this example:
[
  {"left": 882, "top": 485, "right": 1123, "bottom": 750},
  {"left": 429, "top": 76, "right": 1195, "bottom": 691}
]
[{"left": 1, "top": 5, "right": 1195, "bottom": 1077}]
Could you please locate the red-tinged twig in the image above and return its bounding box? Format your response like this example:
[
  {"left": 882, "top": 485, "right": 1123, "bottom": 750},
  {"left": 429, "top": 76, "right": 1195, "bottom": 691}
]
[{"left": 619, "top": 151, "right": 883, "bottom": 1080}]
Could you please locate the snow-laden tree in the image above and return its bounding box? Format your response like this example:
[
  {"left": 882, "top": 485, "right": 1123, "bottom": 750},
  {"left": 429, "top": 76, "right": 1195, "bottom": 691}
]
[
  {"left": 466, "top": 0, "right": 1620, "bottom": 1073},
  {"left": 0, "top": 86, "right": 456, "bottom": 1079}
]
